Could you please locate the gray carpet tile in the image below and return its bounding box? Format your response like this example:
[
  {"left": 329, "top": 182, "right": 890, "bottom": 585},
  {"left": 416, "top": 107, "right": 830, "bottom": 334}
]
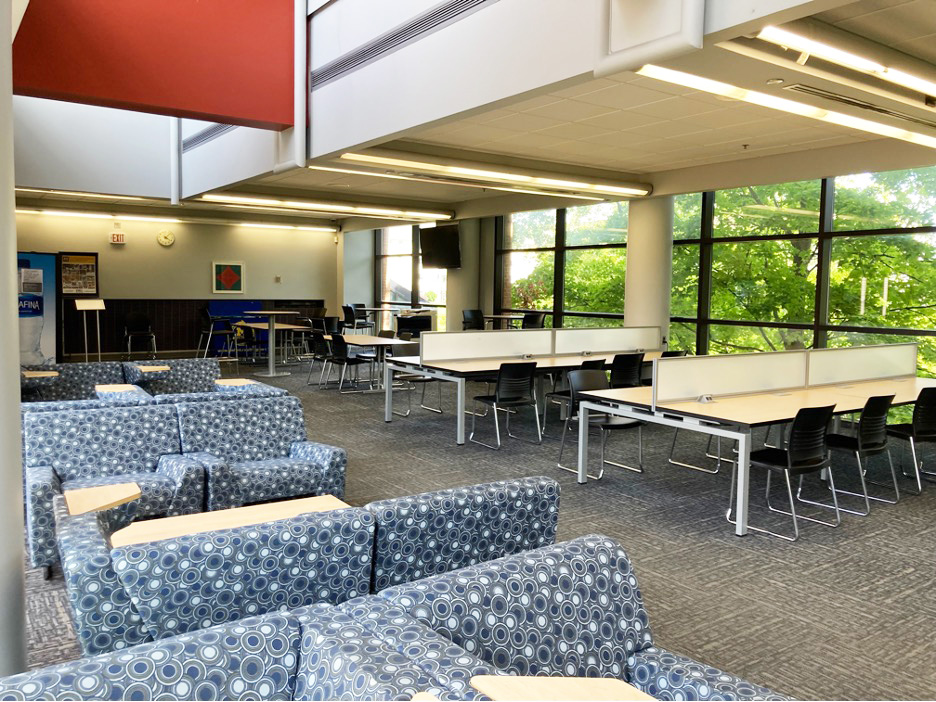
[{"left": 23, "top": 365, "right": 936, "bottom": 699}]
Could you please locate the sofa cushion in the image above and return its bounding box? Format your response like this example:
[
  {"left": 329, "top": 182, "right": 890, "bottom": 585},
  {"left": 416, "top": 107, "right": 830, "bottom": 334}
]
[
  {"left": 365, "top": 476, "right": 560, "bottom": 591},
  {"left": 177, "top": 396, "right": 306, "bottom": 463},
  {"left": 23, "top": 405, "right": 182, "bottom": 482},
  {"left": 378, "top": 534, "right": 653, "bottom": 679},
  {"left": 0, "top": 612, "right": 300, "bottom": 701},
  {"left": 228, "top": 457, "right": 328, "bottom": 506},
  {"left": 21, "top": 362, "right": 124, "bottom": 401},
  {"left": 111, "top": 508, "right": 374, "bottom": 641},
  {"left": 63, "top": 472, "right": 176, "bottom": 519}
]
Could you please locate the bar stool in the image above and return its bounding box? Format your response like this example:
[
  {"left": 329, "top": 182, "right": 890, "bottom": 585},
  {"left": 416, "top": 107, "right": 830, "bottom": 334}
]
[
  {"left": 469, "top": 362, "right": 542, "bottom": 449},
  {"left": 887, "top": 386, "right": 936, "bottom": 495},
  {"left": 727, "top": 404, "right": 840, "bottom": 542}
]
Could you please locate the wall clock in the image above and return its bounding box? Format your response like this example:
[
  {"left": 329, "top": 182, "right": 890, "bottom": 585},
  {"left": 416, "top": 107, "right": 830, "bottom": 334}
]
[{"left": 156, "top": 230, "right": 176, "bottom": 247}]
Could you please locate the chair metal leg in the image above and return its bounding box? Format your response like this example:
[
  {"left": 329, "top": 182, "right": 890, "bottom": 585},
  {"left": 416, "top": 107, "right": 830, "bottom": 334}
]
[
  {"left": 469, "top": 401, "right": 502, "bottom": 449},
  {"left": 505, "top": 402, "right": 544, "bottom": 445},
  {"left": 727, "top": 465, "right": 801, "bottom": 541},
  {"left": 775, "top": 472, "right": 843, "bottom": 528},
  {"left": 900, "top": 437, "right": 924, "bottom": 494},
  {"left": 824, "top": 451, "right": 872, "bottom": 516},
  {"left": 669, "top": 429, "right": 724, "bottom": 473},
  {"left": 419, "top": 381, "right": 443, "bottom": 413},
  {"left": 600, "top": 426, "right": 644, "bottom": 473},
  {"left": 866, "top": 448, "right": 901, "bottom": 504},
  {"left": 557, "top": 414, "right": 603, "bottom": 480}
]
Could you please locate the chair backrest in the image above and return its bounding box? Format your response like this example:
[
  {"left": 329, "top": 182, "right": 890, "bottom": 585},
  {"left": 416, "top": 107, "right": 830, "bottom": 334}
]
[
  {"left": 23, "top": 404, "right": 182, "bottom": 481},
  {"left": 377, "top": 534, "right": 653, "bottom": 678},
  {"left": 177, "top": 395, "right": 306, "bottom": 463},
  {"left": 309, "top": 306, "right": 327, "bottom": 319},
  {"left": 662, "top": 349, "right": 688, "bottom": 357},
  {"left": 352, "top": 303, "right": 367, "bottom": 320},
  {"left": 199, "top": 305, "right": 213, "bottom": 332},
  {"left": 568, "top": 368, "right": 611, "bottom": 414},
  {"left": 462, "top": 309, "right": 484, "bottom": 330},
  {"left": 857, "top": 394, "right": 894, "bottom": 451},
  {"left": 330, "top": 334, "right": 352, "bottom": 360},
  {"left": 341, "top": 305, "right": 357, "bottom": 326},
  {"left": 580, "top": 358, "right": 608, "bottom": 370},
  {"left": 912, "top": 387, "right": 936, "bottom": 439},
  {"left": 787, "top": 405, "right": 835, "bottom": 469},
  {"left": 495, "top": 362, "right": 536, "bottom": 401},
  {"left": 609, "top": 352, "right": 645, "bottom": 388},
  {"left": 521, "top": 311, "right": 546, "bottom": 329},
  {"left": 397, "top": 331, "right": 413, "bottom": 340},
  {"left": 377, "top": 330, "right": 395, "bottom": 339},
  {"left": 111, "top": 508, "right": 374, "bottom": 640},
  {"left": 124, "top": 311, "right": 151, "bottom": 334},
  {"left": 365, "top": 476, "right": 560, "bottom": 592},
  {"left": 310, "top": 332, "right": 331, "bottom": 357}
]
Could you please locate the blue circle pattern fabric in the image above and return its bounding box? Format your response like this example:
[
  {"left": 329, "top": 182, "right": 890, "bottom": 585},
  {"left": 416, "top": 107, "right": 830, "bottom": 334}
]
[
  {"left": 21, "top": 362, "right": 124, "bottom": 401},
  {"left": 0, "top": 612, "right": 299, "bottom": 701},
  {"left": 378, "top": 534, "right": 653, "bottom": 679},
  {"left": 365, "top": 476, "right": 559, "bottom": 591},
  {"left": 111, "top": 509, "right": 374, "bottom": 641},
  {"left": 123, "top": 359, "right": 221, "bottom": 395}
]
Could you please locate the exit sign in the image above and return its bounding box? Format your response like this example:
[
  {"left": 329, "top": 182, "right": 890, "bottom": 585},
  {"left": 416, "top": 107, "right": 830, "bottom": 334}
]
[{"left": 110, "top": 231, "right": 125, "bottom": 245}]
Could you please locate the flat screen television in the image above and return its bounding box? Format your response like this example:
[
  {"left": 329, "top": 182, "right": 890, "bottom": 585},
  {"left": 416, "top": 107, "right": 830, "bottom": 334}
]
[{"left": 420, "top": 224, "right": 461, "bottom": 269}]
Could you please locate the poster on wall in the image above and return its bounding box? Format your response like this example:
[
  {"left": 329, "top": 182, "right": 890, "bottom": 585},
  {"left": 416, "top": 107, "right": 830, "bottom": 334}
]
[
  {"left": 17, "top": 252, "right": 58, "bottom": 366},
  {"left": 212, "top": 261, "right": 245, "bottom": 294},
  {"left": 60, "top": 252, "right": 99, "bottom": 296}
]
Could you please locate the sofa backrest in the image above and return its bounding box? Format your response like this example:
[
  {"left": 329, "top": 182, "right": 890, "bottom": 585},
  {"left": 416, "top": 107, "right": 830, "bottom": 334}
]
[
  {"left": 0, "top": 612, "right": 300, "bottom": 701},
  {"left": 21, "top": 361, "right": 124, "bottom": 401},
  {"left": 23, "top": 404, "right": 182, "bottom": 482},
  {"left": 177, "top": 395, "right": 306, "bottom": 463},
  {"left": 111, "top": 507, "right": 374, "bottom": 641},
  {"left": 125, "top": 358, "right": 221, "bottom": 394},
  {"left": 365, "top": 476, "right": 560, "bottom": 591},
  {"left": 378, "top": 534, "right": 653, "bottom": 679},
  {"left": 153, "top": 385, "right": 287, "bottom": 405}
]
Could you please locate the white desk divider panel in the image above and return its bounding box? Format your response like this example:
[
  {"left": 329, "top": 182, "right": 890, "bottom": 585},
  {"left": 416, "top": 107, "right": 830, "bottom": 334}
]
[
  {"left": 420, "top": 329, "right": 554, "bottom": 363},
  {"left": 552, "top": 326, "right": 661, "bottom": 356},
  {"left": 652, "top": 350, "right": 808, "bottom": 408},
  {"left": 807, "top": 342, "right": 918, "bottom": 386}
]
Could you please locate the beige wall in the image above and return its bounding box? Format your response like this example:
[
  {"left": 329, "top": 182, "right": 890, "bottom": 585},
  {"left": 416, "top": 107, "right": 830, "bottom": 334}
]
[{"left": 15, "top": 214, "right": 340, "bottom": 308}]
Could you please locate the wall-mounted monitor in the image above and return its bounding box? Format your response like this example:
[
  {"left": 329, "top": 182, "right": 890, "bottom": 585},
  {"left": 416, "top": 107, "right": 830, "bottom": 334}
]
[{"left": 420, "top": 224, "right": 461, "bottom": 269}]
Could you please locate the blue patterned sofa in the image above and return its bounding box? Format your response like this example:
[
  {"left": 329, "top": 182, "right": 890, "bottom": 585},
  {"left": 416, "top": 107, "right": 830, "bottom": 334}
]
[
  {"left": 177, "top": 396, "right": 346, "bottom": 510},
  {"left": 152, "top": 383, "right": 287, "bottom": 404},
  {"left": 22, "top": 404, "right": 204, "bottom": 569},
  {"left": 123, "top": 359, "right": 221, "bottom": 395},
  {"left": 364, "top": 476, "right": 559, "bottom": 591},
  {"left": 20, "top": 362, "right": 125, "bottom": 401}
]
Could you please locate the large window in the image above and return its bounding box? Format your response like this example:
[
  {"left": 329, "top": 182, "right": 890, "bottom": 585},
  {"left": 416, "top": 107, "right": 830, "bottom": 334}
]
[{"left": 376, "top": 225, "right": 447, "bottom": 330}]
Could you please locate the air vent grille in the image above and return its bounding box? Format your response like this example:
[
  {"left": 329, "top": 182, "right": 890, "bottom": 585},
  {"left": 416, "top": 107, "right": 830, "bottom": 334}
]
[
  {"left": 785, "top": 83, "right": 936, "bottom": 131},
  {"left": 311, "top": 0, "right": 499, "bottom": 89},
  {"left": 182, "top": 124, "right": 238, "bottom": 153}
]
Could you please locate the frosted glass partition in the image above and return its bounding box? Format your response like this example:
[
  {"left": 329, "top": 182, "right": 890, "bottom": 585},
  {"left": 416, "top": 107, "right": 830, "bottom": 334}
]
[
  {"left": 808, "top": 343, "right": 918, "bottom": 386},
  {"left": 553, "top": 327, "right": 661, "bottom": 355},
  {"left": 654, "top": 350, "right": 808, "bottom": 404},
  {"left": 420, "top": 329, "right": 554, "bottom": 363}
]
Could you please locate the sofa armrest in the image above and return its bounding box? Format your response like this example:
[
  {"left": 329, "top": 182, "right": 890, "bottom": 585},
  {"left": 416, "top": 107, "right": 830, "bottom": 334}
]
[
  {"left": 628, "top": 646, "right": 791, "bottom": 701},
  {"left": 290, "top": 441, "right": 347, "bottom": 499},
  {"left": 25, "top": 464, "right": 61, "bottom": 569},
  {"left": 156, "top": 454, "right": 206, "bottom": 515},
  {"left": 184, "top": 451, "right": 239, "bottom": 510}
]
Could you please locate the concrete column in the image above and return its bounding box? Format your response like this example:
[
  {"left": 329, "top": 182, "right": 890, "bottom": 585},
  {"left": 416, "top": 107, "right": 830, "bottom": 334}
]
[
  {"left": 624, "top": 196, "right": 674, "bottom": 345},
  {"left": 445, "top": 219, "right": 481, "bottom": 332},
  {"left": 0, "top": 2, "right": 29, "bottom": 676}
]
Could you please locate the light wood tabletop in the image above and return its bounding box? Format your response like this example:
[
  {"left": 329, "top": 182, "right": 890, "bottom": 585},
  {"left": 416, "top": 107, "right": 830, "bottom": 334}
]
[
  {"left": 135, "top": 365, "right": 170, "bottom": 373},
  {"left": 21, "top": 370, "right": 59, "bottom": 379},
  {"left": 214, "top": 378, "right": 258, "bottom": 387},
  {"left": 393, "top": 351, "right": 663, "bottom": 375},
  {"left": 65, "top": 482, "right": 141, "bottom": 516},
  {"left": 469, "top": 675, "right": 654, "bottom": 701},
  {"left": 244, "top": 310, "right": 298, "bottom": 316},
  {"left": 235, "top": 320, "right": 308, "bottom": 332},
  {"left": 409, "top": 694, "right": 440, "bottom": 701},
  {"left": 95, "top": 383, "right": 140, "bottom": 393},
  {"left": 326, "top": 334, "right": 413, "bottom": 346},
  {"left": 109, "top": 495, "right": 352, "bottom": 548},
  {"left": 815, "top": 375, "right": 936, "bottom": 405}
]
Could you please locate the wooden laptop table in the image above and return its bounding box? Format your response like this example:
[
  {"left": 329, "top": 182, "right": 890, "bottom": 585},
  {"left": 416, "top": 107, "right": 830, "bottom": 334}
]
[
  {"left": 470, "top": 675, "right": 654, "bottom": 701},
  {"left": 64, "top": 482, "right": 142, "bottom": 516}
]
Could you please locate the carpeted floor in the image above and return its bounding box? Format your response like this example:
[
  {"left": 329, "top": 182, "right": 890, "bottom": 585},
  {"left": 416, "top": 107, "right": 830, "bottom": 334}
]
[{"left": 24, "top": 367, "right": 936, "bottom": 699}]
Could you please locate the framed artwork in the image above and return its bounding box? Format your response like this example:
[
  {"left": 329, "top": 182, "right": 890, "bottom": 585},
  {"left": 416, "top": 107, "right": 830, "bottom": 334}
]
[
  {"left": 212, "top": 261, "right": 245, "bottom": 294},
  {"left": 59, "top": 252, "right": 99, "bottom": 296}
]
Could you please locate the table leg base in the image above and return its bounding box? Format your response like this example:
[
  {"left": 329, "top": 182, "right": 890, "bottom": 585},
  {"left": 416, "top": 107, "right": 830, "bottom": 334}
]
[{"left": 253, "top": 371, "right": 291, "bottom": 378}]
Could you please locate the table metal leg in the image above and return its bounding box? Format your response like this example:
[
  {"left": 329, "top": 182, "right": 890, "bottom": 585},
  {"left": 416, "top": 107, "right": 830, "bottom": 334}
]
[
  {"left": 734, "top": 429, "right": 751, "bottom": 536},
  {"left": 384, "top": 361, "right": 394, "bottom": 422},
  {"left": 456, "top": 378, "right": 466, "bottom": 445},
  {"left": 577, "top": 404, "right": 590, "bottom": 483},
  {"left": 254, "top": 319, "right": 290, "bottom": 378}
]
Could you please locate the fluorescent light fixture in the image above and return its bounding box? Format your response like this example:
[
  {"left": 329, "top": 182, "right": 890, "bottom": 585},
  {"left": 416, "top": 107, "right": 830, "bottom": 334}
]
[
  {"left": 239, "top": 223, "right": 337, "bottom": 233},
  {"left": 307, "top": 165, "right": 604, "bottom": 201},
  {"left": 16, "top": 209, "right": 181, "bottom": 223},
  {"left": 15, "top": 187, "right": 151, "bottom": 201},
  {"left": 636, "top": 64, "right": 936, "bottom": 149},
  {"left": 201, "top": 193, "right": 451, "bottom": 221},
  {"left": 757, "top": 25, "right": 936, "bottom": 97},
  {"left": 338, "top": 153, "right": 651, "bottom": 197}
]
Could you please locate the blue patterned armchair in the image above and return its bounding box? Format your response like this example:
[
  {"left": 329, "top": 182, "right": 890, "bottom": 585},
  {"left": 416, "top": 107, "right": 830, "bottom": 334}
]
[
  {"left": 177, "top": 396, "right": 346, "bottom": 510},
  {"left": 364, "top": 476, "right": 560, "bottom": 591},
  {"left": 123, "top": 359, "right": 221, "bottom": 395},
  {"left": 378, "top": 535, "right": 790, "bottom": 701},
  {"left": 0, "top": 612, "right": 301, "bottom": 701},
  {"left": 21, "top": 361, "right": 125, "bottom": 401},
  {"left": 22, "top": 405, "right": 204, "bottom": 569},
  {"left": 110, "top": 508, "right": 374, "bottom": 641},
  {"left": 152, "top": 384, "right": 287, "bottom": 405}
]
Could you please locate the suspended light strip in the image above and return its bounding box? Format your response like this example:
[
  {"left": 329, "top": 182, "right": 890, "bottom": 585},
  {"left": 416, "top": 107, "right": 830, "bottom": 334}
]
[
  {"left": 757, "top": 26, "right": 936, "bottom": 98},
  {"left": 201, "top": 193, "right": 451, "bottom": 221},
  {"left": 307, "top": 165, "right": 605, "bottom": 201},
  {"left": 338, "top": 153, "right": 651, "bottom": 197},
  {"left": 16, "top": 209, "right": 181, "bottom": 223},
  {"left": 636, "top": 64, "right": 936, "bottom": 149},
  {"left": 15, "top": 187, "right": 151, "bottom": 202},
  {"left": 239, "top": 223, "right": 336, "bottom": 233}
]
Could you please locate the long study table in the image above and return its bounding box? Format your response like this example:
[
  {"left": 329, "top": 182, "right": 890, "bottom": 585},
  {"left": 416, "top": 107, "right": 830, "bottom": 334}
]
[
  {"left": 385, "top": 351, "right": 662, "bottom": 445},
  {"left": 576, "top": 375, "right": 936, "bottom": 536}
]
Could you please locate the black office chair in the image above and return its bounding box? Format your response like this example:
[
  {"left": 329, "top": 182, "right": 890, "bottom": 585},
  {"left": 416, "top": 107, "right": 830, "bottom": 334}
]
[
  {"left": 557, "top": 369, "right": 644, "bottom": 480},
  {"left": 610, "top": 353, "right": 645, "bottom": 389},
  {"left": 462, "top": 309, "right": 485, "bottom": 331},
  {"left": 818, "top": 394, "right": 899, "bottom": 515},
  {"left": 305, "top": 332, "right": 332, "bottom": 388},
  {"left": 196, "top": 306, "right": 235, "bottom": 359},
  {"left": 521, "top": 312, "right": 546, "bottom": 329},
  {"left": 329, "top": 334, "right": 368, "bottom": 392},
  {"left": 727, "top": 404, "right": 840, "bottom": 542},
  {"left": 124, "top": 311, "right": 157, "bottom": 359},
  {"left": 342, "top": 305, "right": 373, "bottom": 334},
  {"left": 887, "top": 387, "right": 936, "bottom": 495},
  {"left": 469, "top": 362, "right": 542, "bottom": 449},
  {"left": 542, "top": 358, "right": 607, "bottom": 433}
]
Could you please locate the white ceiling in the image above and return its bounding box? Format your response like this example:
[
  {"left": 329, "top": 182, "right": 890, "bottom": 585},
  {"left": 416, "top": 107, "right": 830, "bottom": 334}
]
[{"left": 816, "top": 0, "right": 936, "bottom": 65}]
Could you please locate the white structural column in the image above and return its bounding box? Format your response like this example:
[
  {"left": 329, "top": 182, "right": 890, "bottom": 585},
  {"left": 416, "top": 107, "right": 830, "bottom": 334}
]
[
  {"left": 0, "top": 4, "right": 28, "bottom": 676},
  {"left": 623, "top": 196, "right": 675, "bottom": 343}
]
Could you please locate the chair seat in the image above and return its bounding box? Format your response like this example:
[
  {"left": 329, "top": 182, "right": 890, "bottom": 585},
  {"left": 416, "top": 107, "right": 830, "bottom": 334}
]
[
  {"left": 398, "top": 374, "right": 435, "bottom": 384},
  {"left": 63, "top": 472, "right": 176, "bottom": 519},
  {"left": 334, "top": 357, "right": 366, "bottom": 366},
  {"left": 826, "top": 432, "right": 887, "bottom": 455},
  {"left": 749, "top": 447, "right": 827, "bottom": 475},
  {"left": 887, "top": 424, "right": 936, "bottom": 441},
  {"left": 589, "top": 415, "right": 641, "bottom": 430},
  {"left": 473, "top": 394, "right": 535, "bottom": 408},
  {"left": 230, "top": 457, "right": 327, "bottom": 505}
]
